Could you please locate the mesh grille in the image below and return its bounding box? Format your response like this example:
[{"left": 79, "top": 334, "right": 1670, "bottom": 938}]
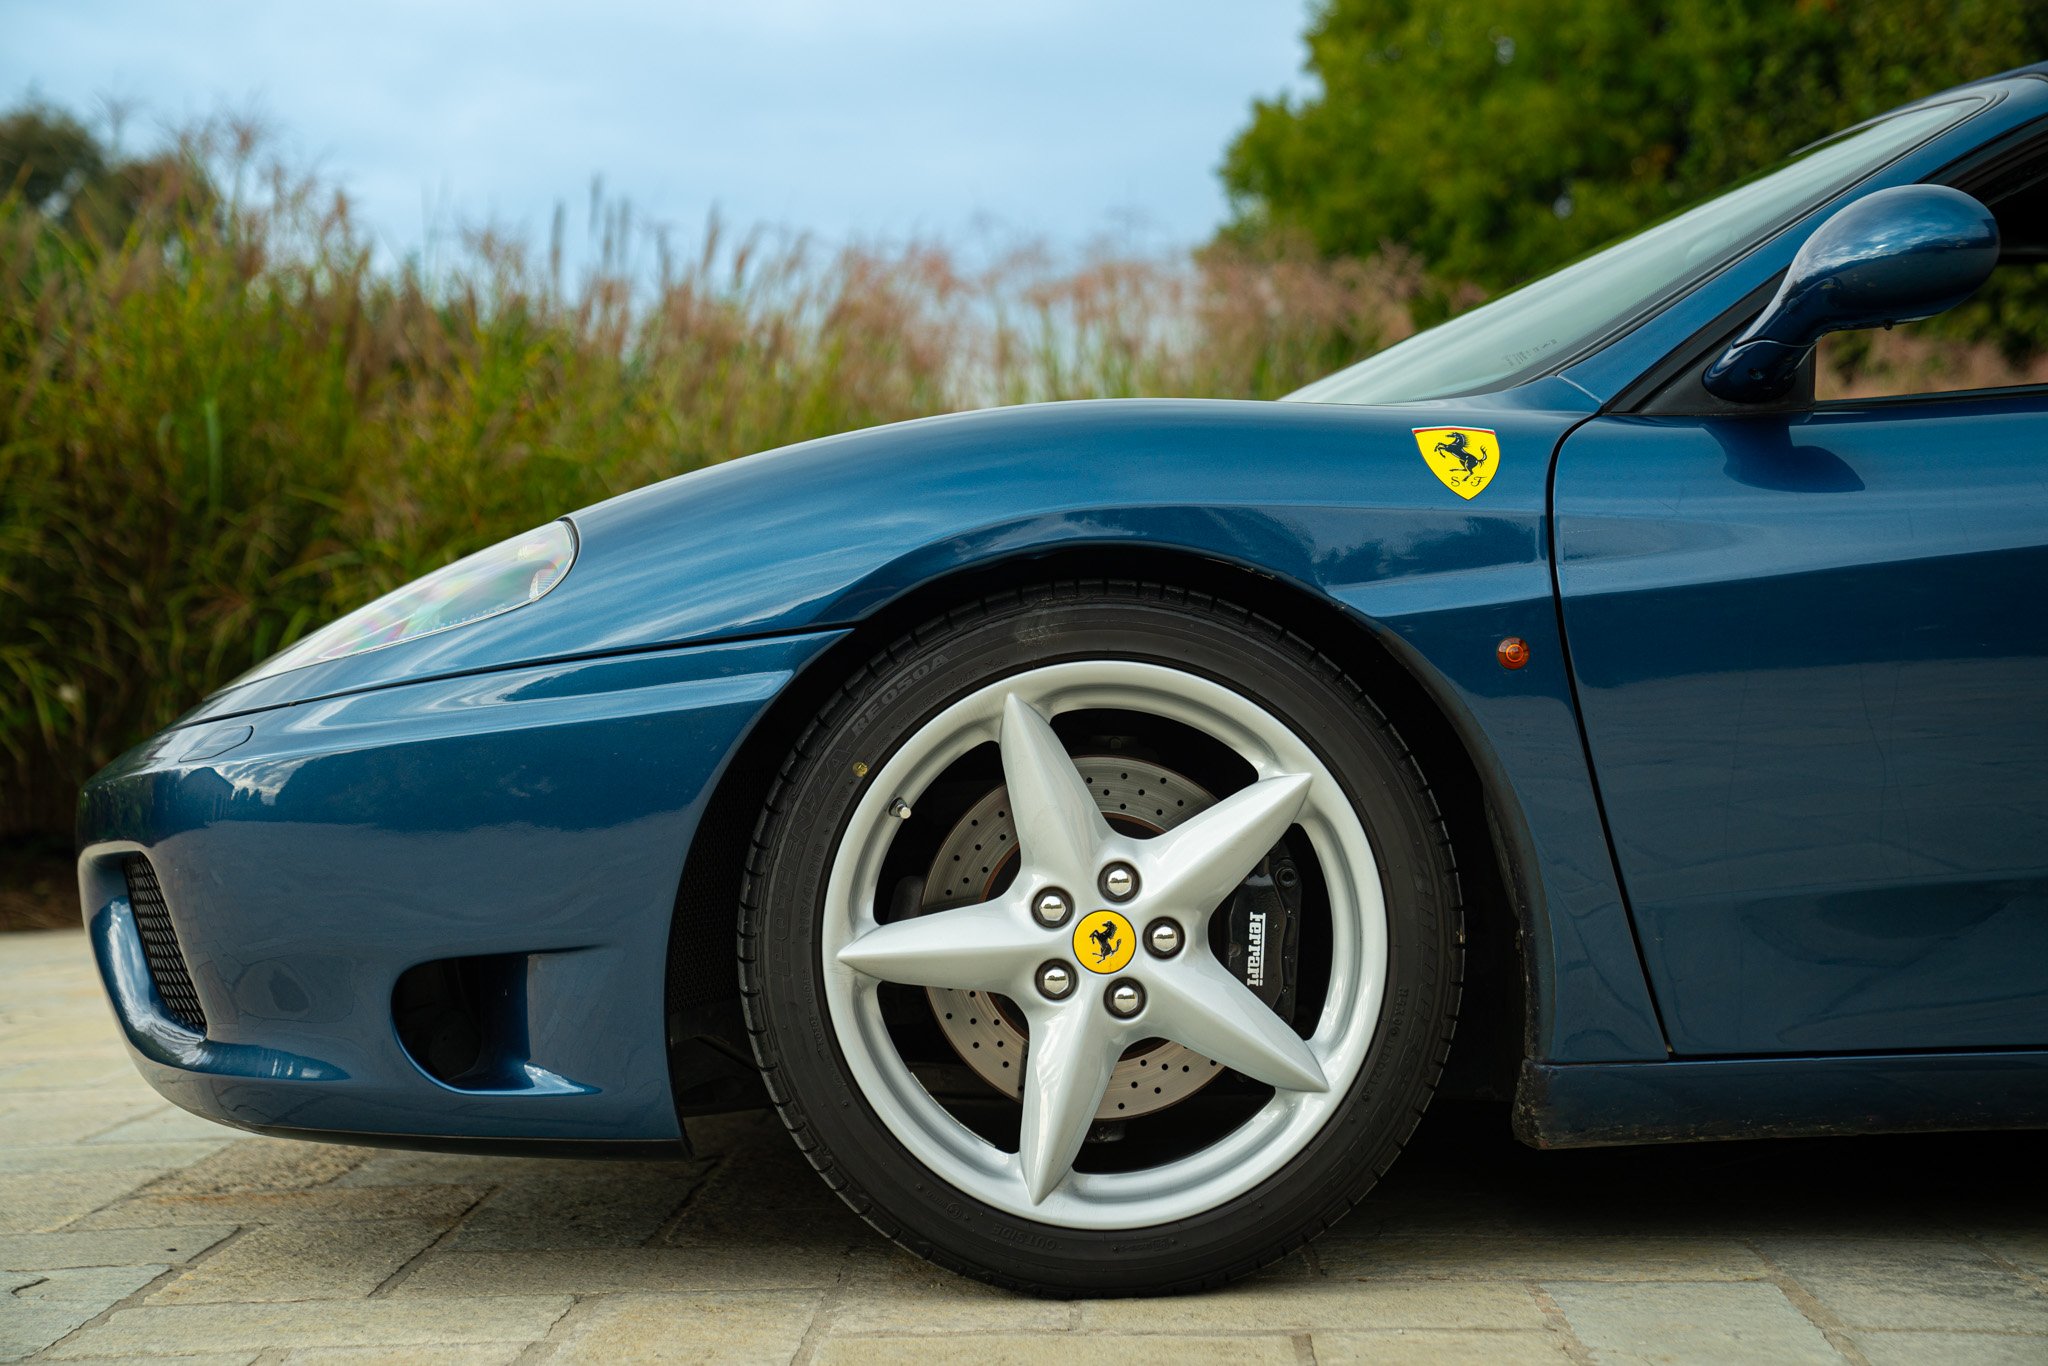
[{"left": 122, "top": 855, "right": 207, "bottom": 1034}]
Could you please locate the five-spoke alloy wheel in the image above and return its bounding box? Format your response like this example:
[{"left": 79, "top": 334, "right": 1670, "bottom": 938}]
[{"left": 742, "top": 584, "right": 1461, "bottom": 1295}]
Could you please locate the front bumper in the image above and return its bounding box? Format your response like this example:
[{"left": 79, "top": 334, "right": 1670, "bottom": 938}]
[{"left": 77, "top": 631, "right": 840, "bottom": 1145}]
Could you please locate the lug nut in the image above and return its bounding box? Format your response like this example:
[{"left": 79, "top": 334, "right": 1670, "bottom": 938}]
[
  {"left": 1145, "top": 919, "right": 1182, "bottom": 958},
  {"left": 1037, "top": 962, "right": 1075, "bottom": 1000},
  {"left": 1100, "top": 863, "right": 1138, "bottom": 902},
  {"left": 1105, "top": 979, "right": 1145, "bottom": 1017},
  {"left": 1033, "top": 889, "right": 1073, "bottom": 928}
]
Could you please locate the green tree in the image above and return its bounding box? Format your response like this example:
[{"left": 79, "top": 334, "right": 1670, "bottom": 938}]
[
  {"left": 0, "top": 104, "right": 105, "bottom": 217},
  {"left": 0, "top": 103, "right": 214, "bottom": 245},
  {"left": 1223, "top": 0, "right": 2044, "bottom": 296}
]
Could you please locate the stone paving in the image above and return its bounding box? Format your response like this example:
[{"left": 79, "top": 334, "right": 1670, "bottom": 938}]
[{"left": 3, "top": 927, "right": 2045, "bottom": 1364}]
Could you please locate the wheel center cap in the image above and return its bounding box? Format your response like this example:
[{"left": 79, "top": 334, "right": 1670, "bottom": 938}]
[{"left": 1072, "top": 910, "right": 1135, "bottom": 974}]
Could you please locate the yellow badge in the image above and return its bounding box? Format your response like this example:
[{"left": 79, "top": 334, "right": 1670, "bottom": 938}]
[
  {"left": 1412, "top": 426, "right": 1500, "bottom": 499},
  {"left": 1073, "top": 910, "right": 1135, "bottom": 974}
]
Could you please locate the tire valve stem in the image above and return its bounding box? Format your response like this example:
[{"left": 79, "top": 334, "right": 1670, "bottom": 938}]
[{"left": 888, "top": 798, "right": 914, "bottom": 821}]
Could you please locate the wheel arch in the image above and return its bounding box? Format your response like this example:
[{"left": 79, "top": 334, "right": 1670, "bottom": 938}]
[{"left": 663, "top": 541, "right": 1535, "bottom": 1114}]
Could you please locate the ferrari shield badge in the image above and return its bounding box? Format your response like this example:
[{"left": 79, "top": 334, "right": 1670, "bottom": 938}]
[{"left": 1412, "top": 426, "right": 1499, "bottom": 499}]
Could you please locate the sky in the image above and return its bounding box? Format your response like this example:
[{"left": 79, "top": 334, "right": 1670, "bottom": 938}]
[{"left": 1, "top": 1, "right": 1313, "bottom": 265}]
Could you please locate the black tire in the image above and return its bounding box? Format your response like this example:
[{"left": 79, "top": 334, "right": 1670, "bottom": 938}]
[{"left": 739, "top": 582, "right": 1462, "bottom": 1296}]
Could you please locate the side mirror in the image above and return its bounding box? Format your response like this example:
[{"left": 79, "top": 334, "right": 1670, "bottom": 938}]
[{"left": 1703, "top": 184, "right": 1999, "bottom": 403}]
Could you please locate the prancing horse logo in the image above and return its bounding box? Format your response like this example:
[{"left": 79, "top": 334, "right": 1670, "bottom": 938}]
[
  {"left": 1433, "top": 430, "right": 1486, "bottom": 480},
  {"left": 1411, "top": 425, "right": 1502, "bottom": 500},
  {"left": 1087, "top": 920, "right": 1121, "bottom": 964}
]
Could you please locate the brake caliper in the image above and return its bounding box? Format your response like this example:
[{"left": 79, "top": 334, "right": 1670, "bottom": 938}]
[{"left": 1221, "top": 847, "right": 1301, "bottom": 1025}]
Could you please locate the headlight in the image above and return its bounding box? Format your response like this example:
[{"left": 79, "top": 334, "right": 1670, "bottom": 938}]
[{"left": 241, "top": 520, "right": 577, "bottom": 682}]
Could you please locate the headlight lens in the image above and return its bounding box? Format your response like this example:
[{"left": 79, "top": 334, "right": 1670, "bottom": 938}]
[{"left": 243, "top": 520, "right": 577, "bottom": 682}]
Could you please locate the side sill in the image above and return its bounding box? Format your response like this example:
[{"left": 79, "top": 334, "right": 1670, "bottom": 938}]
[{"left": 1515, "top": 1051, "right": 2048, "bottom": 1149}]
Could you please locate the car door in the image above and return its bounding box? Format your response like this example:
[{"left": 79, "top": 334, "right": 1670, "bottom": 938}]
[{"left": 1554, "top": 154, "right": 2048, "bottom": 1056}]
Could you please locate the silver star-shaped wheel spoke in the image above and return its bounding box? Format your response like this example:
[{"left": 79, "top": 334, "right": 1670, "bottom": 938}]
[
  {"left": 997, "top": 692, "right": 1114, "bottom": 883},
  {"left": 834, "top": 896, "right": 1046, "bottom": 995},
  {"left": 1015, "top": 995, "right": 1120, "bottom": 1203},
  {"left": 1138, "top": 769, "right": 1316, "bottom": 917},
  {"left": 1141, "top": 948, "right": 1327, "bottom": 1094}
]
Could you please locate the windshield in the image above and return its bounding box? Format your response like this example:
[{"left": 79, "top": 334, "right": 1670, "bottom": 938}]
[{"left": 1287, "top": 98, "right": 1982, "bottom": 407}]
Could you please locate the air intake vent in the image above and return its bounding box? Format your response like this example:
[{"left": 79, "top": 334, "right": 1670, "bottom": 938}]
[{"left": 122, "top": 855, "right": 207, "bottom": 1034}]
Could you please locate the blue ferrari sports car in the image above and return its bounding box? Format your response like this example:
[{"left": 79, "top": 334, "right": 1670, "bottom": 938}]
[{"left": 80, "top": 68, "right": 2048, "bottom": 1296}]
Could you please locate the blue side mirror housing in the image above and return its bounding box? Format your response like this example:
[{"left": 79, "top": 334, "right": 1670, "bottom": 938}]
[{"left": 1703, "top": 184, "right": 2000, "bottom": 403}]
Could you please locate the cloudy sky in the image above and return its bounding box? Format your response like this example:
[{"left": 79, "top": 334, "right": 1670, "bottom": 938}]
[{"left": 2, "top": 1, "right": 1312, "bottom": 262}]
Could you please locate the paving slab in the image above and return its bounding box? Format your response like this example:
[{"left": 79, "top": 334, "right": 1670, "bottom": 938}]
[
  {"left": 1545, "top": 1281, "right": 1841, "bottom": 1365},
  {"left": 1759, "top": 1233, "right": 2048, "bottom": 1333},
  {"left": 28, "top": 1357, "right": 257, "bottom": 1366},
  {"left": 1850, "top": 1330, "right": 2048, "bottom": 1365},
  {"left": 140, "top": 1138, "right": 374, "bottom": 1195},
  {"left": 0, "top": 1171, "right": 172, "bottom": 1235},
  {"left": 434, "top": 1162, "right": 712, "bottom": 1252},
  {"left": 81, "top": 1107, "right": 253, "bottom": 1146},
  {"left": 1968, "top": 1227, "right": 2048, "bottom": 1285},
  {"left": 831, "top": 1256, "right": 1076, "bottom": 1335},
  {"left": 0, "top": 1060, "right": 136, "bottom": 1093},
  {"left": 0, "top": 1264, "right": 166, "bottom": 1362},
  {"left": 815, "top": 1337, "right": 1302, "bottom": 1365},
  {"left": 536, "top": 1290, "right": 824, "bottom": 1362},
  {"left": 0, "top": 1096, "right": 166, "bottom": 1148},
  {"left": 333, "top": 1151, "right": 590, "bottom": 1188},
  {"left": 1073, "top": 1279, "right": 1550, "bottom": 1333},
  {"left": 282, "top": 1351, "right": 523, "bottom": 1366},
  {"left": 68, "top": 1182, "right": 490, "bottom": 1231},
  {"left": 0, "top": 1227, "right": 236, "bottom": 1272},
  {"left": 0, "top": 1142, "right": 231, "bottom": 1177},
  {"left": 391, "top": 1244, "right": 873, "bottom": 1298},
  {"left": 143, "top": 1219, "right": 450, "bottom": 1303},
  {"left": 1316, "top": 1232, "right": 1773, "bottom": 1282},
  {"left": 1310, "top": 1329, "right": 1576, "bottom": 1364},
  {"left": 41, "top": 1298, "right": 576, "bottom": 1358}
]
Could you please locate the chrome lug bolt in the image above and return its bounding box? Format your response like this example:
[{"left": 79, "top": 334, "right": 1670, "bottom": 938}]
[
  {"left": 1037, "top": 962, "right": 1076, "bottom": 1000},
  {"left": 1033, "top": 889, "right": 1073, "bottom": 928},
  {"left": 1105, "top": 979, "right": 1145, "bottom": 1017},
  {"left": 1145, "top": 919, "right": 1182, "bottom": 957},
  {"left": 1100, "top": 863, "right": 1138, "bottom": 902}
]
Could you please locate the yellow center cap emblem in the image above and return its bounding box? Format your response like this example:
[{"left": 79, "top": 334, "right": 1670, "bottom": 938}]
[{"left": 1073, "top": 910, "right": 1135, "bottom": 974}]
